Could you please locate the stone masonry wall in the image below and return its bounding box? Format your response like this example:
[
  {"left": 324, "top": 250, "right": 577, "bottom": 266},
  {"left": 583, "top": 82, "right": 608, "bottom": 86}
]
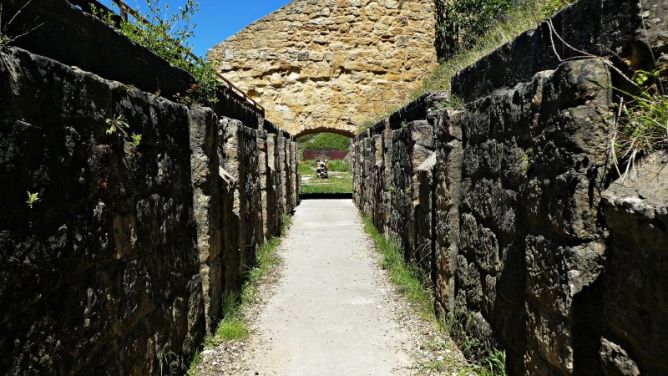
[
  {"left": 208, "top": 0, "right": 437, "bottom": 136},
  {"left": 4, "top": 0, "right": 265, "bottom": 129},
  {"left": 351, "top": 0, "right": 667, "bottom": 374},
  {"left": 0, "top": 45, "right": 298, "bottom": 375}
]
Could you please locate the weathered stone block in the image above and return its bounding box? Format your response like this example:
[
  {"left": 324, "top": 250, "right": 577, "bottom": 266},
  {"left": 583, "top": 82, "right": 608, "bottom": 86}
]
[
  {"left": 414, "top": 153, "right": 436, "bottom": 275},
  {"left": 434, "top": 110, "right": 463, "bottom": 314},
  {"left": 600, "top": 152, "right": 668, "bottom": 376},
  {"left": 265, "top": 132, "right": 281, "bottom": 237},
  {"left": 0, "top": 47, "right": 205, "bottom": 374},
  {"left": 449, "top": 59, "right": 613, "bottom": 373},
  {"left": 189, "top": 106, "right": 223, "bottom": 334}
]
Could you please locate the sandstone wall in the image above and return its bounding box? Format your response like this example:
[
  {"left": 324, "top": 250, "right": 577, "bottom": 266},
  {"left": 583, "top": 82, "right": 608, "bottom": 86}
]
[
  {"left": 0, "top": 23, "right": 298, "bottom": 376},
  {"left": 351, "top": 0, "right": 667, "bottom": 374},
  {"left": 208, "top": 0, "right": 438, "bottom": 136}
]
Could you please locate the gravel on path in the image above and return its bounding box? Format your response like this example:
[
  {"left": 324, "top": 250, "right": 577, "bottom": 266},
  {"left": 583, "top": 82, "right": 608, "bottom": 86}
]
[{"left": 196, "top": 199, "right": 466, "bottom": 376}]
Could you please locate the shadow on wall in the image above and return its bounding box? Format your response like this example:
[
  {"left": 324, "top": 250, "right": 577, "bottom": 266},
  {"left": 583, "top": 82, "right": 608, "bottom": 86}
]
[
  {"left": 350, "top": 0, "right": 668, "bottom": 373},
  {"left": 0, "top": 1, "right": 301, "bottom": 371}
]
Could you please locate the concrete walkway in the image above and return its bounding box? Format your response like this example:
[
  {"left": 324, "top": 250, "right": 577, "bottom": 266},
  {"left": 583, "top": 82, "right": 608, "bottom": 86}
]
[{"left": 248, "top": 199, "right": 413, "bottom": 375}]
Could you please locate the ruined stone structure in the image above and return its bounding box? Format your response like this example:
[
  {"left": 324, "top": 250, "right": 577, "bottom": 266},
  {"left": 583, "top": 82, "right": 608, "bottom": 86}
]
[
  {"left": 1, "top": 0, "right": 667, "bottom": 374},
  {"left": 208, "top": 0, "right": 438, "bottom": 137},
  {"left": 0, "top": 1, "right": 298, "bottom": 374},
  {"left": 352, "top": 0, "right": 668, "bottom": 374}
]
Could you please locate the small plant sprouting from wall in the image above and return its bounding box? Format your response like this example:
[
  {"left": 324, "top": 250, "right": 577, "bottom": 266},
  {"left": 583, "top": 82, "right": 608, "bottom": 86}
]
[
  {"left": 106, "top": 115, "right": 144, "bottom": 150},
  {"left": 0, "top": 0, "right": 41, "bottom": 50},
  {"left": 26, "top": 191, "right": 39, "bottom": 208},
  {"left": 106, "top": 115, "right": 130, "bottom": 136},
  {"left": 130, "top": 133, "right": 142, "bottom": 148}
]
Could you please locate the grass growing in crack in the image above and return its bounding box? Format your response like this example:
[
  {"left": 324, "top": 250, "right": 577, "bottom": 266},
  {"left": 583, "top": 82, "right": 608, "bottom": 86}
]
[
  {"left": 187, "top": 215, "right": 291, "bottom": 374},
  {"left": 185, "top": 351, "right": 201, "bottom": 376},
  {"left": 361, "top": 216, "right": 434, "bottom": 320},
  {"left": 612, "top": 70, "right": 668, "bottom": 177},
  {"left": 211, "top": 231, "right": 286, "bottom": 343},
  {"left": 459, "top": 349, "right": 507, "bottom": 376},
  {"left": 208, "top": 294, "right": 249, "bottom": 343}
]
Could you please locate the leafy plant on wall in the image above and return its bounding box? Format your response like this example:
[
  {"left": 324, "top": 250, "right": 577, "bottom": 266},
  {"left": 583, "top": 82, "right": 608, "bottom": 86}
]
[{"left": 91, "top": 0, "right": 219, "bottom": 106}]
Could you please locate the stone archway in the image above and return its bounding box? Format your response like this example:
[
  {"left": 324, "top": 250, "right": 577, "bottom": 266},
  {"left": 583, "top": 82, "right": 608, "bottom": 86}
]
[{"left": 294, "top": 127, "right": 355, "bottom": 140}]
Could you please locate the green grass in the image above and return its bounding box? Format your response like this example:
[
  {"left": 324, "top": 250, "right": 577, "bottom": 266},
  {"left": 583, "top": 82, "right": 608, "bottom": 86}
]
[
  {"left": 215, "top": 316, "right": 248, "bottom": 341},
  {"left": 299, "top": 160, "right": 352, "bottom": 194},
  {"left": 459, "top": 350, "right": 508, "bottom": 376},
  {"left": 612, "top": 71, "right": 668, "bottom": 176},
  {"left": 185, "top": 351, "right": 201, "bottom": 376},
  {"left": 300, "top": 174, "right": 352, "bottom": 194},
  {"left": 300, "top": 159, "right": 349, "bottom": 172},
  {"left": 327, "top": 160, "right": 349, "bottom": 172},
  {"left": 187, "top": 216, "right": 291, "bottom": 374},
  {"left": 361, "top": 216, "right": 435, "bottom": 320},
  {"left": 362, "top": 215, "right": 508, "bottom": 376},
  {"left": 359, "top": 0, "right": 575, "bottom": 131},
  {"left": 297, "top": 132, "right": 351, "bottom": 151}
]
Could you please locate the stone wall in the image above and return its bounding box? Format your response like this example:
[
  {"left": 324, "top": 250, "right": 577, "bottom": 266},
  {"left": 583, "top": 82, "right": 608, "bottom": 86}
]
[
  {"left": 208, "top": 0, "right": 437, "bottom": 136},
  {"left": 600, "top": 153, "right": 668, "bottom": 376},
  {"left": 351, "top": 0, "right": 667, "bottom": 374},
  {"left": 0, "top": 45, "right": 298, "bottom": 376}
]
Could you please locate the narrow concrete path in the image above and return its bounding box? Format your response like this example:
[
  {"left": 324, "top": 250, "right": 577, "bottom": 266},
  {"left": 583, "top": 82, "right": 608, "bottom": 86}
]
[{"left": 248, "top": 199, "right": 413, "bottom": 375}]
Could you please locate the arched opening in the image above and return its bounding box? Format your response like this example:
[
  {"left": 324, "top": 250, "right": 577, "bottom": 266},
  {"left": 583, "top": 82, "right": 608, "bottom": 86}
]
[
  {"left": 296, "top": 130, "right": 354, "bottom": 198},
  {"left": 294, "top": 127, "right": 355, "bottom": 139}
]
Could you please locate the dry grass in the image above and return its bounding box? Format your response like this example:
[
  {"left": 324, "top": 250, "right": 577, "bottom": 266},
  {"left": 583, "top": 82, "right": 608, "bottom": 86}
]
[
  {"left": 612, "top": 83, "right": 668, "bottom": 177},
  {"left": 358, "top": 0, "right": 574, "bottom": 132}
]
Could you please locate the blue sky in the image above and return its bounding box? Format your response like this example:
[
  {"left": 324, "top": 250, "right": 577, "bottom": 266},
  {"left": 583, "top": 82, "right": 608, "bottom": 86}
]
[{"left": 98, "top": 0, "right": 292, "bottom": 57}]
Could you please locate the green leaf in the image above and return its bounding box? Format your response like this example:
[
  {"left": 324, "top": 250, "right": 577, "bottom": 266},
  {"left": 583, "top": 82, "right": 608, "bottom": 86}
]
[{"left": 26, "top": 191, "right": 39, "bottom": 208}]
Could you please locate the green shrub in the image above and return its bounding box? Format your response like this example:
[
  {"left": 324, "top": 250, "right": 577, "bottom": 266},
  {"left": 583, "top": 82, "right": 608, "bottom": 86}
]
[
  {"left": 299, "top": 132, "right": 350, "bottom": 151},
  {"left": 300, "top": 159, "right": 349, "bottom": 172},
  {"left": 92, "top": 0, "right": 219, "bottom": 106}
]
